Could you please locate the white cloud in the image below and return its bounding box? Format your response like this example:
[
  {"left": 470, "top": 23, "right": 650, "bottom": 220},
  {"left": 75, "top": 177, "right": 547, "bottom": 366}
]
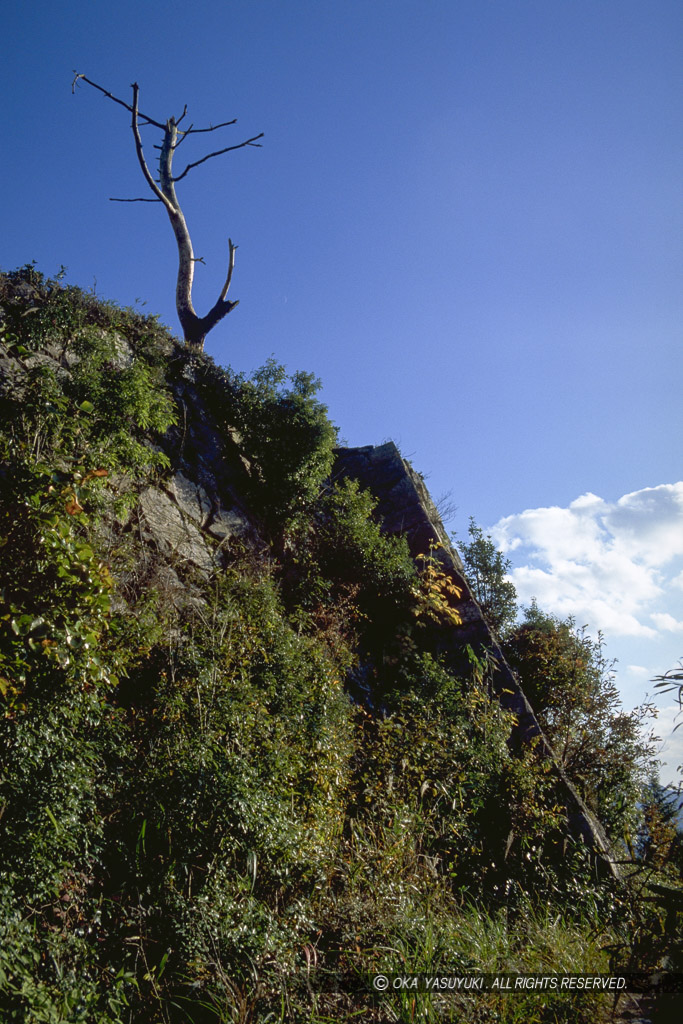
[
  {"left": 489, "top": 482, "right": 683, "bottom": 640},
  {"left": 651, "top": 612, "right": 683, "bottom": 633},
  {"left": 605, "top": 484, "right": 683, "bottom": 566},
  {"left": 625, "top": 665, "right": 652, "bottom": 680},
  {"left": 484, "top": 483, "right": 683, "bottom": 787}
]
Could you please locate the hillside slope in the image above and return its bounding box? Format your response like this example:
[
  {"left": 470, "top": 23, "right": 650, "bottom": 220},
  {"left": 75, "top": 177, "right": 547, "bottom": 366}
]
[{"left": 0, "top": 266, "right": 675, "bottom": 1023}]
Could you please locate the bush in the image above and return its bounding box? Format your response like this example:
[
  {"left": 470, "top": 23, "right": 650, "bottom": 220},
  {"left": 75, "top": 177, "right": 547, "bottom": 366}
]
[{"left": 180, "top": 354, "right": 338, "bottom": 531}]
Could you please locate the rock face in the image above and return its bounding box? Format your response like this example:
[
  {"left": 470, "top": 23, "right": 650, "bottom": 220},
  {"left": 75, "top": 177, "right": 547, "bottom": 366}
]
[
  {"left": 149, "top": 357, "right": 263, "bottom": 567},
  {"left": 138, "top": 485, "right": 216, "bottom": 571}
]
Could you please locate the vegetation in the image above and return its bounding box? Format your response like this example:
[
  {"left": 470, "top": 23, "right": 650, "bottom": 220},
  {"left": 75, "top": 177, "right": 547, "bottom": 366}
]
[
  {"left": 0, "top": 265, "right": 680, "bottom": 1022},
  {"left": 460, "top": 519, "right": 660, "bottom": 843},
  {"left": 504, "top": 604, "right": 659, "bottom": 840},
  {"left": 459, "top": 518, "right": 517, "bottom": 637}
]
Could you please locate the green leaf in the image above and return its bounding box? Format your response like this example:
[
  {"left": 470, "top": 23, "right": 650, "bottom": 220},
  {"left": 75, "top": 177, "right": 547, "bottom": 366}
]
[{"left": 45, "top": 806, "right": 60, "bottom": 832}]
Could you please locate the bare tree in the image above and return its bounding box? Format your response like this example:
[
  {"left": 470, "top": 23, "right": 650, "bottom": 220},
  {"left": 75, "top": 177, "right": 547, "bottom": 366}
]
[{"left": 73, "top": 74, "right": 263, "bottom": 350}]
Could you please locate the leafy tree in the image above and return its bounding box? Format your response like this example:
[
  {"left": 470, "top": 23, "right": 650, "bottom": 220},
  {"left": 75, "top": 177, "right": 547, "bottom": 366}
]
[
  {"left": 458, "top": 517, "right": 517, "bottom": 636},
  {"left": 636, "top": 779, "right": 682, "bottom": 876},
  {"left": 654, "top": 660, "right": 683, "bottom": 771},
  {"left": 457, "top": 521, "right": 659, "bottom": 841},
  {"left": 504, "top": 603, "right": 659, "bottom": 838},
  {"left": 221, "top": 359, "right": 338, "bottom": 529}
]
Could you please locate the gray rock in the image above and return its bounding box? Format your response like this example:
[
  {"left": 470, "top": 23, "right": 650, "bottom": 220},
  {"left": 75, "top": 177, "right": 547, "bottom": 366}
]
[
  {"left": 23, "top": 351, "right": 72, "bottom": 382},
  {"left": 139, "top": 486, "right": 215, "bottom": 571},
  {"left": 109, "top": 331, "right": 134, "bottom": 369},
  {"left": 9, "top": 280, "right": 43, "bottom": 303},
  {"left": 206, "top": 508, "right": 251, "bottom": 541},
  {"left": 168, "top": 471, "right": 212, "bottom": 525}
]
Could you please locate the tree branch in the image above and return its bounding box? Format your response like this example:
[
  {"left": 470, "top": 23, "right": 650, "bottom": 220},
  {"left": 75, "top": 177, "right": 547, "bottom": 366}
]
[
  {"left": 173, "top": 134, "right": 264, "bottom": 182},
  {"left": 183, "top": 118, "right": 238, "bottom": 134},
  {"left": 130, "top": 83, "right": 175, "bottom": 212},
  {"left": 172, "top": 127, "right": 194, "bottom": 149},
  {"left": 109, "top": 197, "right": 163, "bottom": 203},
  {"left": 72, "top": 72, "right": 165, "bottom": 129},
  {"left": 218, "top": 239, "right": 237, "bottom": 302}
]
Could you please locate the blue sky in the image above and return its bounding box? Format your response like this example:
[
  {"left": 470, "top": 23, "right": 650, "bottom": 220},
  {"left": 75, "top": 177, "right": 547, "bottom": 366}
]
[{"left": 2, "top": 1, "right": 681, "bottom": 779}]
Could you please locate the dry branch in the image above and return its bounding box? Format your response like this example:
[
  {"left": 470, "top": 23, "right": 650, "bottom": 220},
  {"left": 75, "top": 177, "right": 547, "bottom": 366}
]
[
  {"left": 173, "top": 135, "right": 263, "bottom": 183},
  {"left": 72, "top": 72, "right": 164, "bottom": 128}
]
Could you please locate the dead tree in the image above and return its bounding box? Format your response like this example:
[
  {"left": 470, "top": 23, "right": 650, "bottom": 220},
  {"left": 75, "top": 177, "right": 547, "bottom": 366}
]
[{"left": 73, "top": 74, "right": 263, "bottom": 350}]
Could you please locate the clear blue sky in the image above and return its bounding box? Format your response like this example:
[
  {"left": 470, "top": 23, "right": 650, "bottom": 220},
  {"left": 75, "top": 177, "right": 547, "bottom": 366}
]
[{"left": 2, "top": 1, "right": 682, "bottom": 772}]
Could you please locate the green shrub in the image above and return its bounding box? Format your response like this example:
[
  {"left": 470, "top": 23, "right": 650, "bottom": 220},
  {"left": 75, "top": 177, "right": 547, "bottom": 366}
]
[
  {"left": 282, "top": 477, "right": 416, "bottom": 624},
  {"left": 0, "top": 263, "right": 174, "bottom": 357},
  {"left": 180, "top": 354, "right": 338, "bottom": 531}
]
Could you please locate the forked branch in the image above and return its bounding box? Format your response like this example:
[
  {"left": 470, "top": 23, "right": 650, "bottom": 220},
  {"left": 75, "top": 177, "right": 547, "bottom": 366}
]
[{"left": 73, "top": 73, "right": 263, "bottom": 350}]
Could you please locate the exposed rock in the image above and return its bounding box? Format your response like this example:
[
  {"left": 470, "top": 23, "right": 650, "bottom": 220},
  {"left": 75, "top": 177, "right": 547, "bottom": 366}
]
[
  {"left": 206, "top": 507, "right": 252, "bottom": 541},
  {"left": 141, "top": 469, "right": 253, "bottom": 569},
  {"left": 139, "top": 486, "right": 216, "bottom": 571},
  {"left": 108, "top": 330, "right": 134, "bottom": 369},
  {"left": 24, "top": 350, "right": 72, "bottom": 378},
  {"left": 158, "top": 366, "right": 265, "bottom": 554},
  {"left": 167, "top": 471, "right": 212, "bottom": 526},
  {"left": 3, "top": 279, "right": 43, "bottom": 304}
]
